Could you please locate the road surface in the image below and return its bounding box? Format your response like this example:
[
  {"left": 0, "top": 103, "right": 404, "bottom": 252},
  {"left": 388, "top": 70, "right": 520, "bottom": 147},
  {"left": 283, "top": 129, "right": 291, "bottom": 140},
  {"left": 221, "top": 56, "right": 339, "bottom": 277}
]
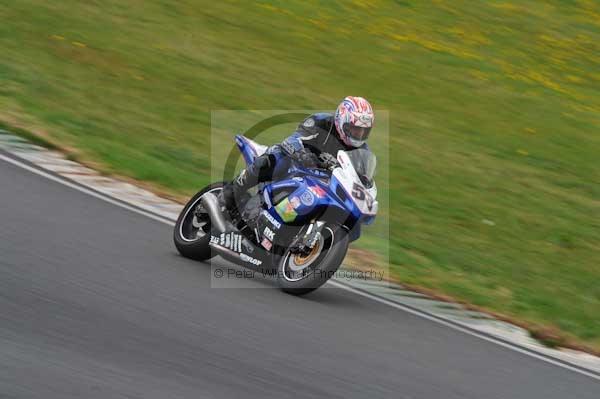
[{"left": 1, "top": 151, "right": 598, "bottom": 398}]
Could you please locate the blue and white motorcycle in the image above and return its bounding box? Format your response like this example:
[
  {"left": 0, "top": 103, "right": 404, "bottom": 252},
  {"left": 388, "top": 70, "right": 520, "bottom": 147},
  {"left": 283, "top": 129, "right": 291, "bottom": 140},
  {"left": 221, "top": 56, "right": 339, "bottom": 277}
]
[{"left": 174, "top": 135, "right": 378, "bottom": 295}]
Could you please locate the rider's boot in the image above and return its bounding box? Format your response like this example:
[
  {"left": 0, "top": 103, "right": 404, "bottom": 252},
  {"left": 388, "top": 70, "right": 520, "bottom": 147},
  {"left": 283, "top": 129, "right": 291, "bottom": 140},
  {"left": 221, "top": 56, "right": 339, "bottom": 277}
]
[
  {"left": 221, "top": 169, "right": 253, "bottom": 211},
  {"left": 221, "top": 153, "right": 276, "bottom": 210}
]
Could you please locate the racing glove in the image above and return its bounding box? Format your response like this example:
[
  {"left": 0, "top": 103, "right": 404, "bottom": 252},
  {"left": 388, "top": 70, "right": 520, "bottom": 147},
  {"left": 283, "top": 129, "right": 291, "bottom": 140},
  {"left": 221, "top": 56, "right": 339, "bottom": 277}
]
[{"left": 292, "top": 148, "right": 319, "bottom": 168}]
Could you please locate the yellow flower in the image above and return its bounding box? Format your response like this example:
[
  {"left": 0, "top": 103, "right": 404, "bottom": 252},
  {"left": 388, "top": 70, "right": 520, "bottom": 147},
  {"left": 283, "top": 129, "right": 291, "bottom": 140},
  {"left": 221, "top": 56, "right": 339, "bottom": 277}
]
[
  {"left": 470, "top": 70, "right": 489, "bottom": 81},
  {"left": 258, "top": 4, "right": 277, "bottom": 12},
  {"left": 492, "top": 3, "right": 523, "bottom": 12}
]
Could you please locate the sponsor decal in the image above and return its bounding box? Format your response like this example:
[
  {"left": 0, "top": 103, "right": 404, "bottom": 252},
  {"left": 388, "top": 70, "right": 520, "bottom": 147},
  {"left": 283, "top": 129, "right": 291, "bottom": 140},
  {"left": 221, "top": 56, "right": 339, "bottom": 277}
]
[
  {"left": 275, "top": 198, "right": 297, "bottom": 222},
  {"left": 212, "top": 232, "right": 262, "bottom": 259},
  {"left": 262, "top": 210, "right": 281, "bottom": 229},
  {"left": 263, "top": 226, "right": 275, "bottom": 240},
  {"left": 300, "top": 190, "right": 314, "bottom": 206},
  {"left": 281, "top": 140, "right": 295, "bottom": 155},
  {"left": 240, "top": 253, "right": 262, "bottom": 266},
  {"left": 303, "top": 117, "right": 315, "bottom": 128},
  {"left": 298, "top": 133, "right": 319, "bottom": 141},
  {"left": 308, "top": 185, "right": 326, "bottom": 198},
  {"left": 289, "top": 196, "right": 301, "bottom": 209},
  {"left": 357, "top": 113, "right": 373, "bottom": 125},
  {"left": 211, "top": 232, "right": 242, "bottom": 252},
  {"left": 261, "top": 237, "right": 273, "bottom": 251}
]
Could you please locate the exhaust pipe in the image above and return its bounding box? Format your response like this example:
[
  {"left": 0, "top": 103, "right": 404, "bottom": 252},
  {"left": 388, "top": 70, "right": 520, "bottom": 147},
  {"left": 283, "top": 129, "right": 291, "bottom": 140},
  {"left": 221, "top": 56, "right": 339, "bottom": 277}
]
[
  {"left": 200, "top": 192, "right": 227, "bottom": 234},
  {"left": 209, "top": 241, "right": 242, "bottom": 263},
  {"left": 201, "top": 192, "right": 264, "bottom": 269},
  {"left": 209, "top": 240, "right": 264, "bottom": 269}
]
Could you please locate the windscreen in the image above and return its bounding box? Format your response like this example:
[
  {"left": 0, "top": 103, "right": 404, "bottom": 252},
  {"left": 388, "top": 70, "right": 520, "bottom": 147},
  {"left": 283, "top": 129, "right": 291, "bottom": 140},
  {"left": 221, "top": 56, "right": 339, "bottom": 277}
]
[{"left": 345, "top": 148, "right": 376, "bottom": 180}]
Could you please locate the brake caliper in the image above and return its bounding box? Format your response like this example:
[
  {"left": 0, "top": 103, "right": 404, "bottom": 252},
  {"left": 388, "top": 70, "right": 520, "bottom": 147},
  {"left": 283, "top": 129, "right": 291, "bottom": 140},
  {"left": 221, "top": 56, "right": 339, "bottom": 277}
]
[{"left": 295, "top": 221, "right": 324, "bottom": 255}]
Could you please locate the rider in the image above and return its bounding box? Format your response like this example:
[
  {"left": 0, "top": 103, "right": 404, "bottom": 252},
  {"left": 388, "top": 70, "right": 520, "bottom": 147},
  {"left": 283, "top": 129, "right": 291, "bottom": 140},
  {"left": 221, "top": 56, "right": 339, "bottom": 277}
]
[{"left": 222, "top": 96, "right": 375, "bottom": 210}]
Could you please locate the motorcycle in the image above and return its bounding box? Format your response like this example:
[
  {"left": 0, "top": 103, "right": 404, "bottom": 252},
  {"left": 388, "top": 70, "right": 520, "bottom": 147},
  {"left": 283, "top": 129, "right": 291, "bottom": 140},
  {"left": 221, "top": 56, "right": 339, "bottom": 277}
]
[{"left": 173, "top": 134, "right": 378, "bottom": 295}]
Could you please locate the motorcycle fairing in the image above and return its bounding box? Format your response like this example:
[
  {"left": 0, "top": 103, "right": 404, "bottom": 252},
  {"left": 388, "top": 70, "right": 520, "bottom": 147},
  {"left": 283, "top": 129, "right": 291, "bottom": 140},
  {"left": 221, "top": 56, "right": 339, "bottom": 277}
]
[{"left": 236, "top": 135, "right": 376, "bottom": 244}]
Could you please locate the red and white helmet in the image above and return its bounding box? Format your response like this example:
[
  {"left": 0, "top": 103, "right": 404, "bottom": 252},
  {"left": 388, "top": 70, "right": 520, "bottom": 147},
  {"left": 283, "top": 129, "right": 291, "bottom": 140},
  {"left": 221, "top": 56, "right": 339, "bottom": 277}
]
[{"left": 334, "top": 96, "right": 374, "bottom": 148}]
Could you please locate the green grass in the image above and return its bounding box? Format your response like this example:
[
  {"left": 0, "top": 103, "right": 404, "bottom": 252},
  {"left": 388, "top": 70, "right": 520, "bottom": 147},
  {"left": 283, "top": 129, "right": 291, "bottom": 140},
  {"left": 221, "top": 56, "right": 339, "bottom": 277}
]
[{"left": 1, "top": 1, "right": 599, "bottom": 349}]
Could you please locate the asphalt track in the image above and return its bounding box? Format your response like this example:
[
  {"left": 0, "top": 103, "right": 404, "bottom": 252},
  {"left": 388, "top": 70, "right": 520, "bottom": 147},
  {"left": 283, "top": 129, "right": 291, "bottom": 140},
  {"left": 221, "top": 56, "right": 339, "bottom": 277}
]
[{"left": 1, "top": 152, "right": 599, "bottom": 399}]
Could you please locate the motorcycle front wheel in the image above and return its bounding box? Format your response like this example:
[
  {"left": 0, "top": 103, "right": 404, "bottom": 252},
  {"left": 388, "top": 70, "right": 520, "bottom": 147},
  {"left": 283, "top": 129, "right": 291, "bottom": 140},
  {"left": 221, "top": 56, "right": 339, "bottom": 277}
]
[{"left": 276, "top": 225, "right": 349, "bottom": 295}]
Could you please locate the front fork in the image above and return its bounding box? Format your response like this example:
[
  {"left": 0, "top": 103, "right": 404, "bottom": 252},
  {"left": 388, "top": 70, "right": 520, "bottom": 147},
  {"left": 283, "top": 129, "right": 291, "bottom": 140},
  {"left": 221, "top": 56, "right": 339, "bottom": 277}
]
[{"left": 292, "top": 220, "right": 325, "bottom": 256}]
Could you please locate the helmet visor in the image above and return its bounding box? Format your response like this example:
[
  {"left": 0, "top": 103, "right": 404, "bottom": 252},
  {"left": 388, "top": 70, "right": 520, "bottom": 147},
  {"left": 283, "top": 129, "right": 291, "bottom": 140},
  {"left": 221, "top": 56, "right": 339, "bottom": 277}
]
[{"left": 343, "top": 123, "right": 372, "bottom": 142}]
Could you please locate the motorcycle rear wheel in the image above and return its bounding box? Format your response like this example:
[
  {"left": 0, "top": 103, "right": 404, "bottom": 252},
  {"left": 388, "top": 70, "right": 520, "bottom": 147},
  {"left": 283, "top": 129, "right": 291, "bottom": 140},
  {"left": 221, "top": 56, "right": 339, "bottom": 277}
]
[{"left": 173, "top": 182, "right": 224, "bottom": 261}]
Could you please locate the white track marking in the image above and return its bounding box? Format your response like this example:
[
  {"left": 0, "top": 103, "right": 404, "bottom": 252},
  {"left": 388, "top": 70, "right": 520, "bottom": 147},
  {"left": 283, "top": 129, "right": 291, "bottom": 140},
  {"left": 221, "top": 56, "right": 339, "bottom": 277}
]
[
  {"left": 0, "top": 153, "right": 173, "bottom": 226},
  {"left": 1, "top": 151, "right": 599, "bottom": 382},
  {"left": 327, "top": 280, "right": 600, "bottom": 381}
]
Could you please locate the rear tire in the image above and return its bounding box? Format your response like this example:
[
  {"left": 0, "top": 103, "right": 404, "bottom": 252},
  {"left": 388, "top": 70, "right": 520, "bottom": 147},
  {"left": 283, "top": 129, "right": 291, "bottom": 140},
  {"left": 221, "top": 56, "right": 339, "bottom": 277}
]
[
  {"left": 173, "top": 182, "right": 224, "bottom": 261},
  {"left": 276, "top": 225, "right": 349, "bottom": 295}
]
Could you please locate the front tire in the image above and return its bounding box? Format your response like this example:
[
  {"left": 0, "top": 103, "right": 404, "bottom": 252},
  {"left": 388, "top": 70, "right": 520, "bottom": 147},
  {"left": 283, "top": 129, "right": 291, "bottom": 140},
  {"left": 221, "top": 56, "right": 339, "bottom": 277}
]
[
  {"left": 276, "top": 225, "right": 349, "bottom": 295},
  {"left": 173, "top": 182, "right": 224, "bottom": 261}
]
